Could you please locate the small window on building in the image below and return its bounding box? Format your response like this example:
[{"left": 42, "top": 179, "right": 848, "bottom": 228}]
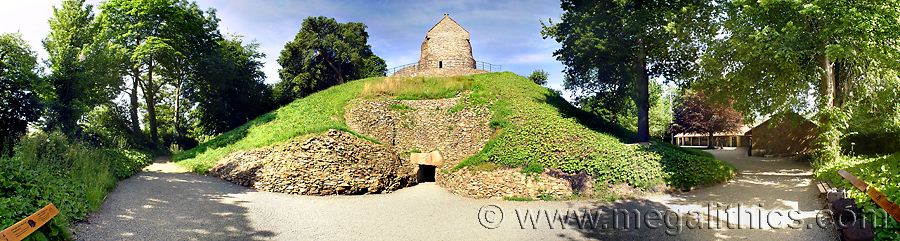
[{"left": 439, "top": 61, "right": 443, "bottom": 68}]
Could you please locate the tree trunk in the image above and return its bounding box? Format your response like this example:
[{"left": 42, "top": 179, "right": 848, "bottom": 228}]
[
  {"left": 144, "top": 59, "right": 159, "bottom": 147},
  {"left": 816, "top": 53, "right": 840, "bottom": 160},
  {"left": 634, "top": 41, "right": 651, "bottom": 143},
  {"left": 323, "top": 56, "right": 345, "bottom": 84},
  {"left": 833, "top": 61, "right": 850, "bottom": 108},
  {"left": 708, "top": 132, "right": 715, "bottom": 149},
  {"left": 54, "top": 77, "right": 76, "bottom": 136},
  {"left": 129, "top": 70, "right": 141, "bottom": 136},
  {"left": 818, "top": 54, "right": 835, "bottom": 110},
  {"left": 173, "top": 76, "right": 182, "bottom": 141}
]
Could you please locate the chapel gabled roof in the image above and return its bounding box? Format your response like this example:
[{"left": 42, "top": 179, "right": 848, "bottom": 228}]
[{"left": 426, "top": 13, "right": 469, "bottom": 35}]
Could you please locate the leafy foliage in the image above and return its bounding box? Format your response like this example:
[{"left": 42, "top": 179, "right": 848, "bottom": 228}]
[
  {"left": 274, "top": 16, "right": 386, "bottom": 105},
  {"left": 0, "top": 33, "right": 43, "bottom": 151},
  {"left": 527, "top": 70, "right": 548, "bottom": 86},
  {"left": 98, "top": 0, "right": 224, "bottom": 146},
  {"left": 586, "top": 81, "right": 674, "bottom": 139},
  {"left": 650, "top": 142, "right": 735, "bottom": 189},
  {"left": 1, "top": 132, "right": 151, "bottom": 240},
  {"left": 697, "top": 0, "right": 900, "bottom": 163},
  {"left": 815, "top": 153, "right": 900, "bottom": 240},
  {"left": 43, "top": 0, "right": 121, "bottom": 137},
  {"left": 541, "top": 0, "right": 718, "bottom": 142},
  {"left": 673, "top": 92, "right": 743, "bottom": 147},
  {"left": 186, "top": 36, "right": 273, "bottom": 136}
]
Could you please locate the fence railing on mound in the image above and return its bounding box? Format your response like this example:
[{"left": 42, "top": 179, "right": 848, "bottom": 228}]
[{"left": 386, "top": 60, "right": 502, "bottom": 76}]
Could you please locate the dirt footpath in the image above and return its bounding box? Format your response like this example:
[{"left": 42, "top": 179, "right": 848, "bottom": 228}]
[{"left": 75, "top": 149, "right": 837, "bottom": 240}]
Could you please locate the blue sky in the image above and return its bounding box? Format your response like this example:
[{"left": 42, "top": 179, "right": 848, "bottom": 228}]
[{"left": 0, "top": 0, "right": 568, "bottom": 92}]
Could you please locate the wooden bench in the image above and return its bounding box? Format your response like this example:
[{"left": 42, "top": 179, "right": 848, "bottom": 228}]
[
  {"left": 816, "top": 180, "right": 834, "bottom": 198},
  {"left": 816, "top": 180, "right": 845, "bottom": 209}
]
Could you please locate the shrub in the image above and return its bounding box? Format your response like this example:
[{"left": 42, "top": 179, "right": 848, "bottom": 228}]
[
  {"left": 0, "top": 131, "right": 151, "bottom": 240},
  {"left": 528, "top": 70, "right": 548, "bottom": 86},
  {"left": 815, "top": 153, "right": 900, "bottom": 240},
  {"left": 842, "top": 132, "right": 900, "bottom": 155},
  {"left": 649, "top": 144, "right": 735, "bottom": 189}
]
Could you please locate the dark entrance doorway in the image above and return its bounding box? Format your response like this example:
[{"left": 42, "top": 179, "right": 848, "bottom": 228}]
[{"left": 417, "top": 165, "right": 435, "bottom": 182}]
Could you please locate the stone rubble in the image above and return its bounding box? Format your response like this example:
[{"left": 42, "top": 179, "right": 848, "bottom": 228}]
[{"left": 209, "top": 130, "right": 416, "bottom": 195}]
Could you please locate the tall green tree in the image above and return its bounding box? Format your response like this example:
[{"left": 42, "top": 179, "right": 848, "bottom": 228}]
[
  {"left": 698, "top": 0, "right": 900, "bottom": 161},
  {"left": 542, "top": 0, "right": 717, "bottom": 142},
  {"left": 98, "top": 0, "right": 219, "bottom": 146},
  {"left": 274, "top": 16, "right": 386, "bottom": 105},
  {"left": 582, "top": 80, "right": 674, "bottom": 139},
  {"left": 187, "top": 36, "right": 273, "bottom": 135},
  {"left": 0, "top": 33, "right": 43, "bottom": 149},
  {"left": 44, "top": 0, "right": 121, "bottom": 137}
]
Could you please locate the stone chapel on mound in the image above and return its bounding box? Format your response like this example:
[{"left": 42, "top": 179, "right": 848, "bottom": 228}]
[{"left": 390, "top": 14, "right": 499, "bottom": 77}]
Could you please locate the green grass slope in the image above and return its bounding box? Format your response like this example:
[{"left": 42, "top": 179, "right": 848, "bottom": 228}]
[
  {"left": 175, "top": 72, "right": 735, "bottom": 190},
  {"left": 174, "top": 78, "right": 374, "bottom": 172}
]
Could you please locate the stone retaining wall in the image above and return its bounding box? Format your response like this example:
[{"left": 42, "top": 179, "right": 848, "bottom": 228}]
[{"left": 210, "top": 130, "right": 416, "bottom": 195}]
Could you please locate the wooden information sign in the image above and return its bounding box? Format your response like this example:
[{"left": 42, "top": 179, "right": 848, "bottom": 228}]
[
  {"left": 838, "top": 170, "right": 900, "bottom": 223},
  {"left": 0, "top": 203, "right": 59, "bottom": 241}
]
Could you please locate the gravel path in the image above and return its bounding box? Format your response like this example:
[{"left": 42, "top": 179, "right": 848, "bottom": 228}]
[{"left": 74, "top": 149, "right": 838, "bottom": 240}]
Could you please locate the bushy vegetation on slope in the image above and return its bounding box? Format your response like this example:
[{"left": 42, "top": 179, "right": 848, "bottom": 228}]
[
  {"left": 1, "top": 132, "right": 151, "bottom": 240},
  {"left": 176, "top": 72, "right": 734, "bottom": 191},
  {"left": 815, "top": 153, "right": 900, "bottom": 240},
  {"left": 456, "top": 73, "right": 734, "bottom": 190}
]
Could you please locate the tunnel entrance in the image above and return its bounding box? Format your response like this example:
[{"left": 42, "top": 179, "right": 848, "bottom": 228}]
[{"left": 417, "top": 165, "right": 436, "bottom": 182}]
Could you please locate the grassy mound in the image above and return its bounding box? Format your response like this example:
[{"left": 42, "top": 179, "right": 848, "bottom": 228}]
[
  {"left": 455, "top": 73, "right": 734, "bottom": 190},
  {"left": 815, "top": 153, "right": 900, "bottom": 239},
  {"left": 174, "top": 79, "right": 374, "bottom": 172},
  {"left": 175, "top": 72, "right": 734, "bottom": 191}
]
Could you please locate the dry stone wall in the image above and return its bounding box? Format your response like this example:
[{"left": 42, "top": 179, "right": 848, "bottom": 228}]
[
  {"left": 345, "top": 96, "right": 588, "bottom": 199},
  {"left": 210, "top": 130, "right": 416, "bottom": 195},
  {"left": 345, "top": 96, "right": 492, "bottom": 164}
]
